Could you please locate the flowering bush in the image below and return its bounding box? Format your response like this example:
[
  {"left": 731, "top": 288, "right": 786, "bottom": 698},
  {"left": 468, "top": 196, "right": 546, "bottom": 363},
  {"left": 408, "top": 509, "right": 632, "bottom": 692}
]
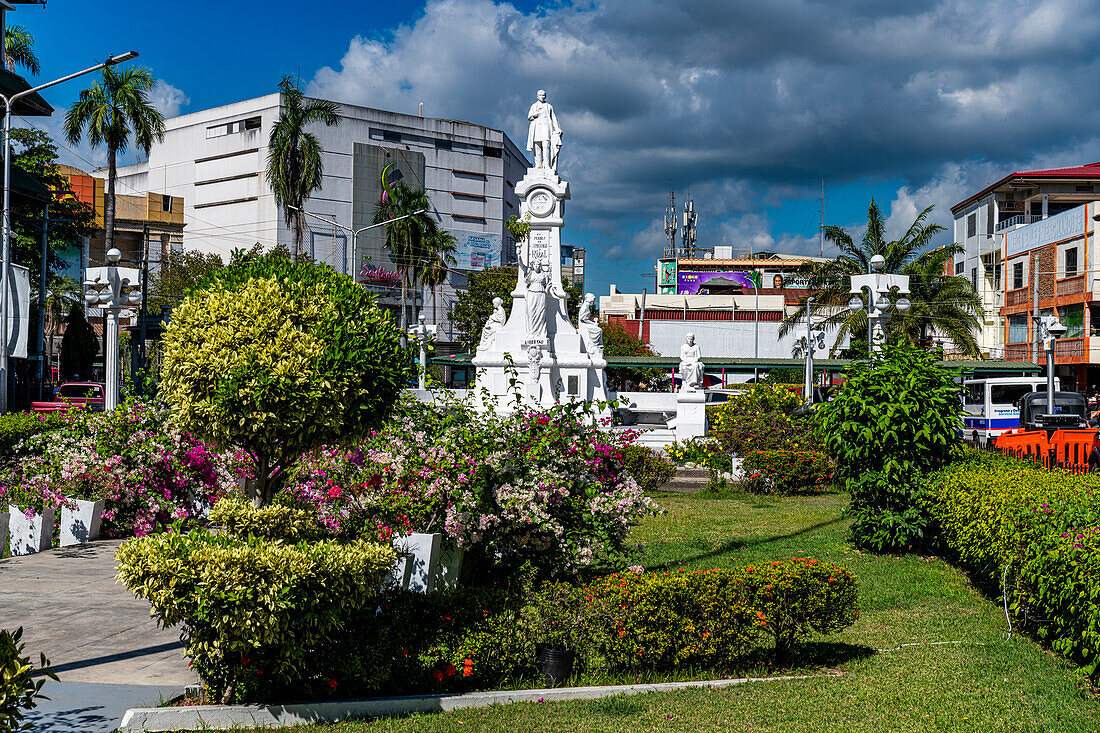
[
  {"left": 665, "top": 437, "right": 723, "bottom": 466},
  {"left": 0, "top": 400, "right": 246, "bottom": 536},
  {"left": 618, "top": 444, "right": 676, "bottom": 492},
  {"left": 741, "top": 450, "right": 834, "bottom": 494},
  {"left": 283, "top": 404, "right": 660, "bottom": 577},
  {"left": 0, "top": 412, "right": 68, "bottom": 459}
]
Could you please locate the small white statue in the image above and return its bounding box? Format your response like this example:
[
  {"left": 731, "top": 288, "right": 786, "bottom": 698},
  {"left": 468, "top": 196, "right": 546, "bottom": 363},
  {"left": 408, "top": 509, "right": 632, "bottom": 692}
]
[
  {"left": 478, "top": 297, "right": 507, "bottom": 350},
  {"left": 527, "top": 89, "right": 563, "bottom": 172},
  {"left": 527, "top": 344, "right": 544, "bottom": 402},
  {"left": 679, "top": 332, "right": 704, "bottom": 392},
  {"left": 578, "top": 292, "right": 603, "bottom": 358},
  {"left": 525, "top": 262, "right": 550, "bottom": 341}
]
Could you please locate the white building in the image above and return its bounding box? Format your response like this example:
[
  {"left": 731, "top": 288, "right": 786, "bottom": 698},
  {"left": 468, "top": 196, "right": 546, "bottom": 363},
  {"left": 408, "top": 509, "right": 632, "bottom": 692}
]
[{"left": 108, "top": 92, "right": 529, "bottom": 342}]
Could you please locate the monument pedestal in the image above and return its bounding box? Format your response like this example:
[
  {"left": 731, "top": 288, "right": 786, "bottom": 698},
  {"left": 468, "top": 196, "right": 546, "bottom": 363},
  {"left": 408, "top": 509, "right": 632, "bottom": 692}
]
[
  {"left": 675, "top": 391, "right": 707, "bottom": 441},
  {"left": 471, "top": 161, "right": 607, "bottom": 411}
]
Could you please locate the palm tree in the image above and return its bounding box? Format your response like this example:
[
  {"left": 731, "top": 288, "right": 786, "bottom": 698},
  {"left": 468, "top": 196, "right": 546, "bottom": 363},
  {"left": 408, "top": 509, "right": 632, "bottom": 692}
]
[
  {"left": 781, "top": 200, "right": 985, "bottom": 357},
  {"left": 43, "top": 277, "right": 80, "bottom": 385},
  {"left": 372, "top": 179, "right": 439, "bottom": 340},
  {"left": 5, "top": 25, "right": 39, "bottom": 76},
  {"left": 420, "top": 229, "right": 457, "bottom": 325},
  {"left": 64, "top": 65, "right": 165, "bottom": 255},
  {"left": 266, "top": 75, "right": 339, "bottom": 261}
]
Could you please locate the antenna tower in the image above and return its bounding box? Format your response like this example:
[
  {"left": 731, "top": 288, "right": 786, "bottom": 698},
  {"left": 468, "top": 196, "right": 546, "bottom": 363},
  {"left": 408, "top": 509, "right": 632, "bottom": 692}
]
[
  {"left": 663, "top": 185, "right": 677, "bottom": 258},
  {"left": 681, "top": 194, "right": 698, "bottom": 258},
  {"left": 818, "top": 179, "right": 825, "bottom": 257}
]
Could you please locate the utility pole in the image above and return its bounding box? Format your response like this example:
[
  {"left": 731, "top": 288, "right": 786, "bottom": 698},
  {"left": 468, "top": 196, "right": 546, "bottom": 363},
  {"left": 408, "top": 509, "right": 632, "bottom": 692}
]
[
  {"left": 819, "top": 179, "right": 825, "bottom": 258},
  {"left": 680, "top": 195, "right": 697, "bottom": 258},
  {"left": 134, "top": 223, "right": 149, "bottom": 392},
  {"left": 1032, "top": 251, "right": 1040, "bottom": 363},
  {"left": 37, "top": 201, "right": 47, "bottom": 398},
  {"left": 663, "top": 185, "right": 676, "bottom": 258}
]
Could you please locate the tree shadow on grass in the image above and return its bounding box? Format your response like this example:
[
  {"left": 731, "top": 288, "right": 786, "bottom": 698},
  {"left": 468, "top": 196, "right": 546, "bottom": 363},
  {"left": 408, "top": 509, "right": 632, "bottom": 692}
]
[{"left": 650, "top": 516, "right": 847, "bottom": 570}]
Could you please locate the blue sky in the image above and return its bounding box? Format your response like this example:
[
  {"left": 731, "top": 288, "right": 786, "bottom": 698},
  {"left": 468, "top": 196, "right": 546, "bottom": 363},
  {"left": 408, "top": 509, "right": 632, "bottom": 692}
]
[{"left": 15, "top": 0, "right": 1100, "bottom": 297}]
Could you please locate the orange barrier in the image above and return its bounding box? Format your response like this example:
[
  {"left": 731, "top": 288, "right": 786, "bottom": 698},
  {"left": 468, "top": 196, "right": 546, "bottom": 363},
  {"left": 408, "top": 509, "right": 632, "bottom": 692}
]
[
  {"left": 1049, "top": 430, "right": 1097, "bottom": 473},
  {"left": 994, "top": 429, "right": 1049, "bottom": 461}
]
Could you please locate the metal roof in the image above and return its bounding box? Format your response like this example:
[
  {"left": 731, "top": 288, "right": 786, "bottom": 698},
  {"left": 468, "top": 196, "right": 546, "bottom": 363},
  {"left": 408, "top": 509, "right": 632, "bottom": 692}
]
[{"left": 951, "top": 161, "right": 1100, "bottom": 213}]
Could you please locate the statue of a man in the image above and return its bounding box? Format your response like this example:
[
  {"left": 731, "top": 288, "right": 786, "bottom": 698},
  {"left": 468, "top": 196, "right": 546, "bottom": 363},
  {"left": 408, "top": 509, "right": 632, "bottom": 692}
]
[
  {"left": 527, "top": 89, "right": 563, "bottom": 172},
  {"left": 679, "top": 333, "right": 704, "bottom": 392},
  {"left": 526, "top": 262, "right": 550, "bottom": 341},
  {"left": 478, "top": 297, "right": 507, "bottom": 351},
  {"left": 578, "top": 293, "right": 603, "bottom": 358}
]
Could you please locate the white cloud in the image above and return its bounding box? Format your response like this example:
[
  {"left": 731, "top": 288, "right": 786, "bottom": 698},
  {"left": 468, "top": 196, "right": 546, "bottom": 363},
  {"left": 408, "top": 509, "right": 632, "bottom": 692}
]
[{"left": 149, "top": 81, "right": 189, "bottom": 119}]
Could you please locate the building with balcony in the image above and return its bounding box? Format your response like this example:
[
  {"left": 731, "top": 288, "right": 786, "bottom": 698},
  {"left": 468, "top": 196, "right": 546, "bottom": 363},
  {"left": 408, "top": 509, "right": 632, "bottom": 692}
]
[{"left": 951, "top": 162, "right": 1100, "bottom": 362}]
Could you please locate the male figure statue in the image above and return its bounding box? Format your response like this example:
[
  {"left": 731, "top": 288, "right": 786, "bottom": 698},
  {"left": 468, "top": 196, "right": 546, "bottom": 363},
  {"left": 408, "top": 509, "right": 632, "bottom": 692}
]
[
  {"left": 679, "top": 333, "right": 704, "bottom": 392},
  {"left": 527, "top": 89, "right": 563, "bottom": 172}
]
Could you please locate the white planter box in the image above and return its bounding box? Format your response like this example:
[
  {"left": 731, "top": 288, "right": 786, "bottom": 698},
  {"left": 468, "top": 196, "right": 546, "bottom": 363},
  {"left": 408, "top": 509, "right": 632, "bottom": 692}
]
[
  {"left": 0, "top": 511, "right": 8, "bottom": 556},
  {"left": 392, "top": 532, "right": 462, "bottom": 594},
  {"left": 60, "top": 498, "right": 104, "bottom": 546},
  {"left": 730, "top": 454, "right": 744, "bottom": 480},
  {"left": 8, "top": 505, "right": 55, "bottom": 556}
]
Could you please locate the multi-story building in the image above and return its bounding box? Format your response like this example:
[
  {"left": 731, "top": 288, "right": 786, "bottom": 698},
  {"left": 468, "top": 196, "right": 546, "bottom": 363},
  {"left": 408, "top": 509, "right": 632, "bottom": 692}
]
[
  {"left": 561, "top": 245, "right": 585, "bottom": 290},
  {"left": 107, "top": 93, "right": 528, "bottom": 343},
  {"left": 952, "top": 163, "right": 1100, "bottom": 388}
]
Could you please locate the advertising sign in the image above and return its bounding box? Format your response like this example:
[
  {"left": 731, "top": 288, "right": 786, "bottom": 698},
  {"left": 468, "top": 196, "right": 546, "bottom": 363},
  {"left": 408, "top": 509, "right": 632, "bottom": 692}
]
[
  {"left": 677, "top": 270, "right": 758, "bottom": 295},
  {"left": 1006, "top": 206, "right": 1086, "bottom": 257},
  {"left": 450, "top": 229, "right": 502, "bottom": 271},
  {"left": 658, "top": 258, "right": 677, "bottom": 294}
]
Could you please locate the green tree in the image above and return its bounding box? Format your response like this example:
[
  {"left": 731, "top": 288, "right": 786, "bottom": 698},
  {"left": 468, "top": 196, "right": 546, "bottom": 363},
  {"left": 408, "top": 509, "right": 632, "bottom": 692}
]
[
  {"left": 59, "top": 302, "right": 98, "bottom": 379},
  {"left": 4, "top": 25, "right": 39, "bottom": 76},
  {"left": 817, "top": 341, "right": 960, "bottom": 552},
  {"left": 64, "top": 65, "right": 165, "bottom": 255},
  {"left": 266, "top": 75, "right": 339, "bottom": 262},
  {"left": 419, "top": 229, "right": 456, "bottom": 326},
  {"left": 781, "top": 200, "right": 984, "bottom": 357},
  {"left": 147, "top": 248, "right": 225, "bottom": 312},
  {"left": 373, "top": 178, "right": 438, "bottom": 340},
  {"left": 160, "top": 251, "right": 408, "bottom": 507},
  {"left": 450, "top": 265, "right": 581, "bottom": 351},
  {"left": 600, "top": 320, "right": 663, "bottom": 390}
]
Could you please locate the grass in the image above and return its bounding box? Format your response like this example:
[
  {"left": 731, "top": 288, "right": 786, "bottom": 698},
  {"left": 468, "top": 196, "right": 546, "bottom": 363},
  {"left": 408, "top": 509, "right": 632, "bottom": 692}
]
[{"left": 266, "top": 489, "right": 1098, "bottom": 732}]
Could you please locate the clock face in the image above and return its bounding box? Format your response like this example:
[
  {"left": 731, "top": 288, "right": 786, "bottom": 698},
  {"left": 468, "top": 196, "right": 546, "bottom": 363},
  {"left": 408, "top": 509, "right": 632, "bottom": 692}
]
[{"left": 528, "top": 189, "right": 554, "bottom": 217}]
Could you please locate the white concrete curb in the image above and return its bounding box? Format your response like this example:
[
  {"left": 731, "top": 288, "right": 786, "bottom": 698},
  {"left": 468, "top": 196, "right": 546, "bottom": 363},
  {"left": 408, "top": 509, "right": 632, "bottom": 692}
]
[{"left": 118, "top": 674, "right": 820, "bottom": 731}]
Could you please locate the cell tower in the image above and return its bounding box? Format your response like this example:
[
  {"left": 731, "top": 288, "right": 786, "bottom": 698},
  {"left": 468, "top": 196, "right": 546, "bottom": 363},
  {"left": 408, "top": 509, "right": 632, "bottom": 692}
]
[
  {"left": 681, "top": 195, "right": 698, "bottom": 258},
  {"left": 663, "top": 185, "right": 677, "bottom": 258}
]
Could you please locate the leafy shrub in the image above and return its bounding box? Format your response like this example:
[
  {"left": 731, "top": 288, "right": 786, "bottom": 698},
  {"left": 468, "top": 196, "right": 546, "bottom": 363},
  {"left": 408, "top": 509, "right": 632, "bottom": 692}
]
[
  {"left": 0, "top": 627, "right": 57, "bottom": 733},
  {"left": 923, "top": 449, "right": 1100, "bottom": 676},
  {"left": 818, "top": 342, "right": 959, "bottom": 552},
  {"left": 588, "top": 569, "right": 758, "bottom": 670},
  {"left": 0, "top": 413, "right": 66, "bottom": 460},
  {"left": 742, "top": 450, "right": 834, "bottom": 494},
  {"left": 160, "top": 251, "right": 409, "bottom": 507},
  {"left": 619, "top": 445, "right": 675, "bottom": 492},
  {"left": 731, "top": 558, "right": 859, "bottom": 665},
  {"left": 208, "top": 494, "right": 325, "bottom": 542},
  {"left": 115, "top": 529, "right": 396, "bottom": 703},
  {"left": 665, "top": 437, "right": 723, "bottom": 466},
  {"left": 710, "top": 383, "right": 817, "bottom": 454}
]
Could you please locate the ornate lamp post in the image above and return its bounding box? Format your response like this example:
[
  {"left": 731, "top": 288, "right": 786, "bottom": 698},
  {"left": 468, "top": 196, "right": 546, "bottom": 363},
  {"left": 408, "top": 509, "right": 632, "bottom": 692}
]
[
  {"left": 1039, "top": 315, "right": 1066, "bottom": 418},
  {"left": 408, "top": 314, "right": 437, "bottom": 391},
  {"left": 848, "top": 254, "right": 911, "bottom": 356},
  {"left": 84, "top": 248, "right": 141, "bottom": 410},
  {"left": 792, "top": 296, "right": 827, "bottom": 405}
]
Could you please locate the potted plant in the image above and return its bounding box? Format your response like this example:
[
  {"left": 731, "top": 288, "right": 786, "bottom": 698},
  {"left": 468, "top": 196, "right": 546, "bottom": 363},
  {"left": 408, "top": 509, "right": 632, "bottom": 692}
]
[
  {"left": 6, "top": 483, "right": 67, "bottom": 556},
  {"left": 0, "top": 507, "right": 8, "bottom": 557},
  {"left": 525, "top": 582, "right": 597, "bottom": 687},
  {"left": 59, "top": 490, "right": 104, "bottom": 547}
]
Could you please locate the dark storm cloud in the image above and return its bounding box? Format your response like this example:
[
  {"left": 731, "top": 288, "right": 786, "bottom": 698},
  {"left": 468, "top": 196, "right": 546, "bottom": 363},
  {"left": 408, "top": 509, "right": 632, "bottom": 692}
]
[{"left": 308, "top": 0, "right": 1100, "bottom": 259}]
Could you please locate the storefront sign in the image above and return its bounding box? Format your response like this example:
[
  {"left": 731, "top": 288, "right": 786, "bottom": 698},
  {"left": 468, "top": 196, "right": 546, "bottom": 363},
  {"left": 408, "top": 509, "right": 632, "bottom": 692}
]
[{"left": 1006, "top": 206, "right": 1086, "bottom": 257}]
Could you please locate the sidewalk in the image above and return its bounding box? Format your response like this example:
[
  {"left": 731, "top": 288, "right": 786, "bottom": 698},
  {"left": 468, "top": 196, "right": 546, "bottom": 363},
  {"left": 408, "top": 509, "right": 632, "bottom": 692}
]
[{"left": 0, "top": 539, "right": 197, "bottom": 731}]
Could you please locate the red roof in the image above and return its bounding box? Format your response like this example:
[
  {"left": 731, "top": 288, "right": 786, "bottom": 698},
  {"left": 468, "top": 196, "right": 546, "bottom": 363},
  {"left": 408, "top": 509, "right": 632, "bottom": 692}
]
[{"left": 952, "top": 162, "right": 1100, "bottom": 212}]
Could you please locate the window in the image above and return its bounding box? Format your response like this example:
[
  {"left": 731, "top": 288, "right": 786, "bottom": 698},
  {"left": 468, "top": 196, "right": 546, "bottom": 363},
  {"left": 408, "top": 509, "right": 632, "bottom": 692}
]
[
  {"left": 435, "top": 138, "right": 452, "bottom": 151},
  {"left": 1077, "top": 184, "right": 1095, "bottom": 192},
  {"left": 1065, "top": 247, "right": 1078, "bottom": 277},
  {"left": 1008, "top": 314, "right": 1028, "bottom": 343},
  {"left": 994, "top": 263, "right": 1002, "bottom": 290},
  {"left": 963, "top": 384, "right": 983, "bottom": 405},
  {"left": 382, "top": 130, "right": 401, "bottom": 143},
  {"left": 971, "top": 267, "right": 977, "bottom": 290},
  {"left": 991, "top": 385, "right": 1032, "bottom": 406},
  {"left": 986, "top": 204, "right": 994, "bottom": 237},
  {"left": 161, "top": 194, "right": 172, "bottom": 212},
  {"left": 206, "top": 116, "right": 262, "bottom": 138},
  {"left": 483, "top": 146, "right": 502, "bottom": 158},
  {"left": 1013, "top": 262, "right": 1024, "bottom": 289},
  {"left": 955, "top": 260, "right": 964, "bottom": 275},
  {"left": 967, "top": 213, "right": 976, "bottom": 238},
  {"left": 243, "top": 116, "right": 261, "bottom": 130},
  {"left": 1062, "top": 303, "right": 1084, "bottom": 339}
]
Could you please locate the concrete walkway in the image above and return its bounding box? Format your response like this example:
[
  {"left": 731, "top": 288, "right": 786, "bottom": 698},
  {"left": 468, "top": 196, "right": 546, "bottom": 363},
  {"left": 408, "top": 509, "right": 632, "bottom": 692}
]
[{"left": 0, "top": 539, "right": 196, "bottom": 731}]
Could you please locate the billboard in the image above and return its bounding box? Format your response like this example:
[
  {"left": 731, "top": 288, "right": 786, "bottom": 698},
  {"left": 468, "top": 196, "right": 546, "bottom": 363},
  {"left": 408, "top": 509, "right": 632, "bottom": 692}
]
[
  {"left": 677, "top": 270, "right": 759, "bottom": 295},
  {"left": 1005, "top": 205, "right": 1085, "bottom": 257},
  {"left": 450, "top": 229, "right": 502, "bottom": 271},
  {"left": 657, "top": 258, "right": 677, "bottom": 294}
]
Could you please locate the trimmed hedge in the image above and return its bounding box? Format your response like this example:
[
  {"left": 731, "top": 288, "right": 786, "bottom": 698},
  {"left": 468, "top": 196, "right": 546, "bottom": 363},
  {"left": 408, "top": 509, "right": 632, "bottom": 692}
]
[
  {"left": 208, "top": 494, "right": 325, "bottom": 542},
  {"left": 742, "top": 450, "right": 833, "bottom": 494},
  {"left": 923, "top": 449, "right": 1100, "bottom": 676},
  {"left": 620, "top": 445, "right": 676, "bottom": 492},
  {"left": 115, "top": 530, "right": 396, "bottom": 703},
  {"left": 0, "top": 413, "right": 67, "bottom": 459}
]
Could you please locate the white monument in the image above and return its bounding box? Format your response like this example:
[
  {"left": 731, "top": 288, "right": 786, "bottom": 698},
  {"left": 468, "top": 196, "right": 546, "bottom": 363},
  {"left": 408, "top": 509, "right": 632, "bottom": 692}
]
[
  {"left": 471, "top": 90, "right": 607, "bottom": 410},
  {"left": 675, "top": 333, "right": 706, "bottom": 440}
]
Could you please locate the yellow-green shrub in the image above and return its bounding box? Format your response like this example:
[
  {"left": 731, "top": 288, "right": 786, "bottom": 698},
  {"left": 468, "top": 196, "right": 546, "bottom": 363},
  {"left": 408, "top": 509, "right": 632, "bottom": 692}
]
[
  {"left": 208, "top": 494, "right": 324, "bottom": 542},
  {"left": 0, "top": 627, "right": 57, "bottom": 732},
  {"left": 115, "top": 529, "right": 396, "bottom": 702}
]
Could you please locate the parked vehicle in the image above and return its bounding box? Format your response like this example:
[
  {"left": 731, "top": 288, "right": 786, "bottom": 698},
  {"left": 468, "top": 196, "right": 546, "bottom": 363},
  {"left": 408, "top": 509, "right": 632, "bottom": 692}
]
[
  {"left": 31, "top": 382, "right": 106, "bottom": 413},
  {"left": 960, "top": 376, "right": 1057, "bottom": 446}
]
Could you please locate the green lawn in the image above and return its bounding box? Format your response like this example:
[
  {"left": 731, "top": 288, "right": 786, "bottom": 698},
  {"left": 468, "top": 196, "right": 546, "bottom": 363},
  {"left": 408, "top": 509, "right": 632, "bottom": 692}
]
[{"left": 275, "top": 490, "right": 1098, "bottom": 732}]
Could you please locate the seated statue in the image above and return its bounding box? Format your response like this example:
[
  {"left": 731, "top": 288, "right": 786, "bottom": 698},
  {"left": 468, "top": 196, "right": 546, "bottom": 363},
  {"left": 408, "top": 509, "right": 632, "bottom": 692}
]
[
  {"left": 679, "top": 333, "right": 704, "bottom": 392},
  {"left": 478, "top": 297, "right": 507, "bottom": 351},
  {"left": 578, "top": 293, "right": 603, "bottom": 358}
]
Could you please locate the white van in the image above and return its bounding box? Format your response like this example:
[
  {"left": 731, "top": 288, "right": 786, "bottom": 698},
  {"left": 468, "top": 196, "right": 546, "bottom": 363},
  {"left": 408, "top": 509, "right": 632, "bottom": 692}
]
[{"left": 961, "top": 376, "right": 1059, "bottom": 446}]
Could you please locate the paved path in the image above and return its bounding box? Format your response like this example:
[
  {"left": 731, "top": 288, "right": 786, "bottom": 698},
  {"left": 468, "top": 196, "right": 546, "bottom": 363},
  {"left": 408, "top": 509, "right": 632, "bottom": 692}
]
[{"left": 0, "top": 539, "right": 196, "bottom": 731}]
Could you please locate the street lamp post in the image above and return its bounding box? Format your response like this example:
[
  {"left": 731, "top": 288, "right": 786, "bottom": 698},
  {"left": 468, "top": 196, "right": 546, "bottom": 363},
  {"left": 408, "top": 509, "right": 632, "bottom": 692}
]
[
  {"left": 83, "top": 248, "right": 142, "bottom": 411},
  {"left": 289, "top": 205, "right": 429, "bottom": 277},
  {"left": 847, "top": 254, "right": 911, "bottom": 357},
  {"left": 792, "top": 296, "right": 827, "bottom": 406},
  {"left": 1039, "top": 315, "right": 1067, "bottom": 419},
  {"left": 0, "top": 50, "right": 138, "bottom": 413}
]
